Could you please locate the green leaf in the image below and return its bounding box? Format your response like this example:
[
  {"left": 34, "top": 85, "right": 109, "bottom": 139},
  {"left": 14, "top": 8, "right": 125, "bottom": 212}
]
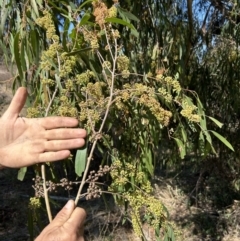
[
  {"left": 14, "top": 32, "right": 23, "bottom": 80},
  {"left": 79, "top": 13, "right": 91, "bottom": 26},
  {"left": 173, "top": 138, "right": 186, "bottom": 159},
  {"left": 199, "top": 131, "right": 206, "bottom": 156},
  {"left": 48, "top": 0, "right": 68, "bottom": 14},
  {"left": 208, "top": 116, "right": 224, "bottom": 128},
  {"left": 77, "top": 0, "right": 93, "bottom": 11},
  {"left": 0, "top": 0, "right": 10, "bottom": 38},
  {"left": 181, "top": 126, "right": 187, "bottom": 143},
  {"left": 117, "top": 7, "right": 140, "bottom": 22},
  {"left": 60, "top": 13, "right": 74, "bottom": 21},
  {"left": 210, "top": 130, "right": 234, "bottom": 151},
  {"left": 20, "top": 38, "right": 27, "bottom": 72},
  {"left": 75, "top": 146, "right": 87, "bottom": 177},
  {"left": 105, "top": 17, "right": 139, "bottom": 37},
  {"left": 18, "top": 167, "right": 27, "bottom": 181},
  {"left": 30, "top": 0, "right": 39, "bottom": 18},
  {"left": 65, "top": 47, "right": 93, "bottom": 56},
  {"left": 30, "top": 30, "right": 40, "bottom": 63},
  {"left": 142, "top": 148, "right": 153, "bottom": 175}
]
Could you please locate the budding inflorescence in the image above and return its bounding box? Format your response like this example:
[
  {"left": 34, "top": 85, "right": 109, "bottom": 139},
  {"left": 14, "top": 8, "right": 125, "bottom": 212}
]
[
  {"left": 180, "top": 100, "right": 200, "bottom": 122},
  {"left": 109, "top": 160, "right": 167, "bottom": 238},
  {"left": 85, "top": 165, "right": 111, "bottom": 200},
  {"left": 32, "top": 176, "right": 77, "bottom": 198}
]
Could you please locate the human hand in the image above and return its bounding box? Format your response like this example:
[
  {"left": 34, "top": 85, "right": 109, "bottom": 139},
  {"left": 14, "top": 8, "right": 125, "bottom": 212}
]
[
  {"left": 0, "top": 87, "right": 86, "bottom": 168},
  {"left": 35, "top": 200, "right": 86, "bottom": 241}
]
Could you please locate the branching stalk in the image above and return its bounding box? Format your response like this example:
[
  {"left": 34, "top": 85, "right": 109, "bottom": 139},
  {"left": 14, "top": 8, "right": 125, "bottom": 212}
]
[{"left": 75, "top": 28, "right": 118, "bottom": 205}]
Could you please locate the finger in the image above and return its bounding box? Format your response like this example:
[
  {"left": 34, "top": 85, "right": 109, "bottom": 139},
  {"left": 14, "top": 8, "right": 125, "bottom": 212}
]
[
  {"left": 51, "top": 200, "right": 75, "bottom": 226},
  {"left": 38, "top": 150, "right": 71, "bottom": 163},
  {"left": 44, "top": 128, "right": 87, "bottom": 140},
  {"left": 43, "top": 139, "right": 85, "bottom": 152},
  {"left": 63, "top": 207, "right": 86, "bottom": 234},
  {"left": 2, "top": 87, "right": 27, "bottom": 120},
  {"left": 37, "top": 117, "right": 79, "bottom": 129}
]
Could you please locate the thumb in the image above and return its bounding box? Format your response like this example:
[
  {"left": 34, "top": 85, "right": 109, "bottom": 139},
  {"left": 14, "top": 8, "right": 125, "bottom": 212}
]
[
  {"left": 2, "top": 87, "right": 27, "bottom": 120},
  {"left": 51, "top": 200, "right": 75, "bottom": 226}
]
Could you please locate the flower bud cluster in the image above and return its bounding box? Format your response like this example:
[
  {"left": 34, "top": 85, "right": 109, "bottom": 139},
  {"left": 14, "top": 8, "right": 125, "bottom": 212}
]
[
  {"left": 108, "top": 159, "right": 167, "bottom": 238},
  {"left": 76, "top": 70, "right": 96, "bottom": 86},
  {"left": 114, "top": 83, "right": 173, "bottom": 126},
  {"left": 117, "top": 55, "right": 130, "bottom": 78},
  {"left": 111, "top": 29, "right": 120, "bottom": 39},
  {"left": 81, "top": 27, "right": 99, "bottom": 49},
  {"left": 158, "top": 87, "right": 173, "bottom": 102},
  {"left": 107, "top": 6, "right": 117, "bottom": 18},
  {"left": 86, "top": 182, "right": 102, "bottom": 200},
  {"left": 32, "top": 176, "right": 77, "bottom": 198},
  {"left": 102, "top": 61, "right": 112, "bottom": 70},
  {"left": 26, "top": 107, "right": 40, "bottom": 118},
  {"left": 85, "top": 165, "right": 111, "bottom": 200},
  {"left": 29, "top": 197, "right": 41, "bottom": 210},
  {"left": 156, "top": 75, "right": 181, "bottom": 93},
  {"left": 35, "top": 10, "right": 58, "bottom": 40},
  {"left": 92, "top": 0, "right": 108, "bottom": 28},
  {"left": 78, "top": 81, "right": 107, "bottom": 129},
  {"left": 180, "top": 100, "right": 200, "bottom": 122},
  {"left": 55, "top": 96, "right": 77, "bottom": 118},
  {"left": 41, "top": 78, "right": 55, "bottom": 86},
  {"left": 59, "top": 55, "right": 77, "bottom": 78}
]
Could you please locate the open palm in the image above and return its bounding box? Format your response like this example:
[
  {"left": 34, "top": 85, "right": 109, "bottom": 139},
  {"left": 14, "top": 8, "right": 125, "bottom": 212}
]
[{"left": 0, "top": 87, "right": 86, "bottom": 168}]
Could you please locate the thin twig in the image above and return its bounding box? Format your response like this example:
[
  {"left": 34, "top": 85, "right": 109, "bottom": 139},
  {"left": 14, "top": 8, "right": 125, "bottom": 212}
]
[
  {"left": 104, "top": 25, "right": 114, "bottom": 60},
  {"left": 45, "top": 86, "right": 58, "bottom": 117},
  {"left": 41, "top": 165, "right": 53, "bottom": 222}
]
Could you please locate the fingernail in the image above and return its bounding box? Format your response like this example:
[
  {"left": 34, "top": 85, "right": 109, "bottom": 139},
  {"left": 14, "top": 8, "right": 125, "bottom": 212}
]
[{"left": 65, "top": 200, "right": 73, "bottom": 209}]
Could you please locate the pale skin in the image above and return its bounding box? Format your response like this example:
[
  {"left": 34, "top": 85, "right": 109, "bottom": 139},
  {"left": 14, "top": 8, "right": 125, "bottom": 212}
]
[{"left": 0, "top": 87, "right": 86, "bottom": 241}]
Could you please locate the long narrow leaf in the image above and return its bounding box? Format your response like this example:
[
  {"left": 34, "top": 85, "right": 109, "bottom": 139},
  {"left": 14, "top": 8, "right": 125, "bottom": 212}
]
[
  {"left": 210, "top": 130, "right": 234, "bottom": 151},
  {"left": 14, "top": 33, "right": 23, "bottom": 80},
  {"left": 208, "top": 116, "right": 224, "bottom": 128},
  {"left": 117, "top": 7, "right": 140, "bottom": 22},
  {"left": 77, "top": 0, "right": 94, "bottom": 11},
  {"left": 173, "top": 138, "right": 186, "bottom": 159},
  {"left": 30, "top": 0, "right": 39, "bottom": 18},
  {"left": 105, "top": 17, "right": 136, "bottom": 30},
  {"left": 79, "top": 13, "right": 91, "bottom": 26}
]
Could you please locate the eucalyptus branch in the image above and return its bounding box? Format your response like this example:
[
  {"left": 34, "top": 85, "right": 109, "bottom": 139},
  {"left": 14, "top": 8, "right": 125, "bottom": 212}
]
[
  {"left": 42, "top": 50, "right": 61, "bottom": 222},
  {"left": 98, "top": 30, "right": 118, "bottom": 134},
  {"left": 75, "top": 27, "right": 118, "bottom": 205}
]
